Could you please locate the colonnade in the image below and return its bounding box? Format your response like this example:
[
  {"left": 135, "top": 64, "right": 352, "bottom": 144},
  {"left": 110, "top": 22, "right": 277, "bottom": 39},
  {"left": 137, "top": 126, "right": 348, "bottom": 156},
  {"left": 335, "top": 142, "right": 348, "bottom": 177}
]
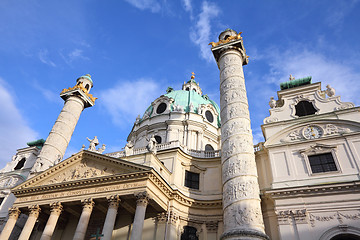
[{"left": 0, "top": 192, "right": 150, "bottom": 240}]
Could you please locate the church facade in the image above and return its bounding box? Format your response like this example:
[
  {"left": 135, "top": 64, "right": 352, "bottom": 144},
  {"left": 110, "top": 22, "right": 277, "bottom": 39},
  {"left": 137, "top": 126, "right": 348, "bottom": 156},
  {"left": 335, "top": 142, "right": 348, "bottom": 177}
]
[{"left": 0, "top": 29, "right": 360, "bottom": 240}]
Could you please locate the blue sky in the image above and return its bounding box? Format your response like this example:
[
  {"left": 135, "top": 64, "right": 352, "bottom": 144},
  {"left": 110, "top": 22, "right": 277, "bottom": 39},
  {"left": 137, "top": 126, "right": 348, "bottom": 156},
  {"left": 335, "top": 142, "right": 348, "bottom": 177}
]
[{"left": 0, "top": 0, "right": 359, "bottom": 168}]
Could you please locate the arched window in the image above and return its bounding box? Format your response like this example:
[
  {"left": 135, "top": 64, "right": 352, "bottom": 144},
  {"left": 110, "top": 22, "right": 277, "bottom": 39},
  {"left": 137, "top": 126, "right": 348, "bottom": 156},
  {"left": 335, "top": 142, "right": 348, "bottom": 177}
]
[
  {"left": 85, "top": 84, "right": 90, "bottom": 91},
  {"left": 181, "top": 226, "right": 198, "bottom": 240},
  {"left": 224, "top": 35, "right": 230, "bottom": 40},
  {"left": 205, "top": 144, "right": 214, "bottom": 151},
  {"left": 186, "top": 87, "right": 190, "bottom": 91},
  {"left": 14, "top": 158, "right": 26, "bottom": 170},
  {"left": 295, "top": 100, "right": 317, "bottom": 117},
  {"left": 154, "top": 135, "right": 162, "bottom": 144}
]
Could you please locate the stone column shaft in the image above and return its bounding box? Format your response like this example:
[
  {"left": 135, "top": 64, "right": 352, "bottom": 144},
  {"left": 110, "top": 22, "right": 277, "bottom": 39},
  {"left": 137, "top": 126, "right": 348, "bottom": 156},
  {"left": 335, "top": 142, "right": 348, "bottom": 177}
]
[
  {"left": 0, "top": 207, "right": 21, "bottom": 240},
  {"left": 18, "top": 205, "right": 41, "bottom": 240},
  {"left": 101, "top": 196, "right": 120, "bottom": 240},
  {"left": 73, "top": 199, "right": 94, "bottom": 240},
  {"left": 212, "top": 29, "right": 268, "bottom": 240},
  {"left": 40, "top": 202, "right": 63, "bottom": 240},
  {"left": 38, "top": 96, "right": 85, "bottom": 168},
  {"left": 130, "top": 192, "right": 149, "bottom": 240}
]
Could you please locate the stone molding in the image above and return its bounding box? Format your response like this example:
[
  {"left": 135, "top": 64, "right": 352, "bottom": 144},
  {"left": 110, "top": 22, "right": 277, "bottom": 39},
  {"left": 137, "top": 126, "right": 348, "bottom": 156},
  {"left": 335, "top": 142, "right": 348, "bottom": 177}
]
[{"left": 264, "top": 181, "right": 360, "bottom": 198}]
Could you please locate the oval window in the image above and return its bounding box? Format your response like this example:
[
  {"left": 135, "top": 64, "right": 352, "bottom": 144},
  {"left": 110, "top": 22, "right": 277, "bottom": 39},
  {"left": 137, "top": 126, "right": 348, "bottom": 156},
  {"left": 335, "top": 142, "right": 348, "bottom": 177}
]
[
  {"left": 156, "top": 103, "right": 167, "bottom": 114},
  {"left": 154, "top": 135, "right": 162, "bottom": 144},
  {"left": 205, "top": 110, "right": 214, "bottom": 123}
]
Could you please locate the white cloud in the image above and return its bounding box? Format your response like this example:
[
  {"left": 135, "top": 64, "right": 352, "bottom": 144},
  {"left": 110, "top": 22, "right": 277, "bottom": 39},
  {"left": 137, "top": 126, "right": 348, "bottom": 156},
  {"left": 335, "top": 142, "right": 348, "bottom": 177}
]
[
  {"left": 124, "top": 0, "right": 161, "bottom": 13},
  {"left": 0, "top": 78, "right": 38, "bottom": 168},
  {"left": 325, "top": 0, "right": 359, "bottom": 28},
  {"left": 38, "top": 49, "right": 56, "bottom": 67},
  {"left": 182, "top": 0, "right": 193, "bottom": 16},
  {"left": 264, "top": 47, "right": 360, "bottom": 105},
  {"left": 190, "top": 1, "right": 220, "bottom": 62},
  {"left": 32, "top": 80, "right": 61, "bottom": 103},
  {"left": 60, "top": 48, "right": 89, "bottom": 65},
  {"left": 99, "top": 78, "right": 163, "bottom": 127}
]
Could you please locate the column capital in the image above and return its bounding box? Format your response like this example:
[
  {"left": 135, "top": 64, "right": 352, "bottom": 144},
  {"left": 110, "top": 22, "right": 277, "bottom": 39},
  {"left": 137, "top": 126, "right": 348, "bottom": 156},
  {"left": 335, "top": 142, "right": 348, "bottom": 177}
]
[
  {"left": 50, "top": 202, "right": 63, "bottom": 215},
  {"left": 28, "top": 205, "right": 41, "bottom": 217},
  {"left": 107, "top": 195, "right": 121, "bottom": 208},
  {"left": 154, "top": 212, "right": 167, "bottom": 224},
  {"left": 8, "top": 207, "right": 21, "bottom": 218},
  {"left": 135, "top": 192, "right": 150, "bottom": 207},
  {"left": 81, "top": 198, "right": 95, "bottom": 211}
]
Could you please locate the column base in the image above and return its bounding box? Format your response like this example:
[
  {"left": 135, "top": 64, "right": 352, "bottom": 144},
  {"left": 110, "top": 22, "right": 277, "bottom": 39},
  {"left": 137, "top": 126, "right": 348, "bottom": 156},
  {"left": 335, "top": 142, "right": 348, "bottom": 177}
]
[{"left": 220, "top": 229, "right": 269, "bottom": 240}]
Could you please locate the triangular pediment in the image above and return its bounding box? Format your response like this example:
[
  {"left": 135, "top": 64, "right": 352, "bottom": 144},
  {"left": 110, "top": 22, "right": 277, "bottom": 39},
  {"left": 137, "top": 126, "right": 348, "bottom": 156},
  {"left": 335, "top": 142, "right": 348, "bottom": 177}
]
[{"left": 14, "top": 150, "right": 151, "bottom": 190}]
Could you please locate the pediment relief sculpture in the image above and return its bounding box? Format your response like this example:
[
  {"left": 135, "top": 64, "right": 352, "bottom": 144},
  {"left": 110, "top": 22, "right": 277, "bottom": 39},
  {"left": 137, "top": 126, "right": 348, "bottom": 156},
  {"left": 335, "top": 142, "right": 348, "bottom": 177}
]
[
  {"left": 267, "top": 121, "right": 358, "bottom": 146},
  {"left": 16, "top": 151, "right": 150, "bottom": 189}
]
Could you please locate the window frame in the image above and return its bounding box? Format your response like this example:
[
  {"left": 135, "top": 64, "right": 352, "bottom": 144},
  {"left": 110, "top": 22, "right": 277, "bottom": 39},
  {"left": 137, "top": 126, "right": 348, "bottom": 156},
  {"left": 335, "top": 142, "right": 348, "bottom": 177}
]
[
  {"left": 184, "top": 170, "right": 200, "bottom": 190},
  {"left": 299, "top": 144, "right": 341, "bottom": 176}
]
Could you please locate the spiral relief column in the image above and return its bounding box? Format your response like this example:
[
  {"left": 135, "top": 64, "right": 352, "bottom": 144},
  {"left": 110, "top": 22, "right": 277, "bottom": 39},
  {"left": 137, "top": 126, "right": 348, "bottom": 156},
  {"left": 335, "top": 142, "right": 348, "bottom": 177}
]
[{"left": 210, "top": 29, "right": 268, "bottom": 240}]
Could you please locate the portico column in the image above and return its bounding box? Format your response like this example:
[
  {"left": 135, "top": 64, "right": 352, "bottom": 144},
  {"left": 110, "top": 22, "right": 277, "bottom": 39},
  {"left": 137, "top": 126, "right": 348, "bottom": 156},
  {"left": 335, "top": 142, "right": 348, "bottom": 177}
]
[
  {"left": 18, "top": 205, "right": 41, "bottom": 240},
  {"left": 40, "top": 202, "right": 63, "bottom": 240},
  {"left": 0, "top": 207, "right": 21, "bottom": 240},
  {"left": 101, "top": 195, "right": 120, "bottom": 240},
  {"left": 130, "top": 192, "right": 150, "bottom": 240},
  {"left": 211, "top": 29, "right": 268, "bottom": 239},
  {"left": 73, "top": 199, "right": 95, "bottom": 240}
]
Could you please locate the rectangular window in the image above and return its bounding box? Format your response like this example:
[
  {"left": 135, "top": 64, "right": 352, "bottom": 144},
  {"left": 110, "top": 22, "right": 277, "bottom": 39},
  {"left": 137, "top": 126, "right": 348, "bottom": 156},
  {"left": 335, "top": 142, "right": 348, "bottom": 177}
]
[
  {"left": 184, "top": 170, "right": 199, "bottom": 189},
  {"left": 308, "top": 153, "right": 337, "bottom": 173},
  {"left": 0, "top": 197, "right": 4, "bottom": 207}
]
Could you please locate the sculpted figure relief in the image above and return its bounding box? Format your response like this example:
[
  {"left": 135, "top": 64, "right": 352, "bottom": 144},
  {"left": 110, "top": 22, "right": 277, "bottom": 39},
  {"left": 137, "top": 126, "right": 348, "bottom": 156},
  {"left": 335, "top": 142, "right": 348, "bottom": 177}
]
[
  {"left": 124, "top": 141, "right": 134, "bottom": 156},
  {"left": 146, "top": 135, "right": 157, "bottom": 154},
  {"left": 87, "top": 136, "right": 99, "bottom": 151}
]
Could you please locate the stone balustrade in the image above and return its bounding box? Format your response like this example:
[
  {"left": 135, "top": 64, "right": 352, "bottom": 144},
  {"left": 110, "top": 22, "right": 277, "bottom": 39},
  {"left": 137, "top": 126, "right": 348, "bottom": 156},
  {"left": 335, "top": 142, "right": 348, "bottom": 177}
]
[{"left": 107, "top": 140, "right": 262, "bottom": 159}]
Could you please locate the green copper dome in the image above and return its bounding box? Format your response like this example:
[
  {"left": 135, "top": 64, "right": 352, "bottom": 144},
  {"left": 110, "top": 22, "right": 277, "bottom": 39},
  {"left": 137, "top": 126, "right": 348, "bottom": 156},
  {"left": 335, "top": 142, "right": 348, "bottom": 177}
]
[{"left": 142, "top": 89, "right": 221, "bottom": 127}]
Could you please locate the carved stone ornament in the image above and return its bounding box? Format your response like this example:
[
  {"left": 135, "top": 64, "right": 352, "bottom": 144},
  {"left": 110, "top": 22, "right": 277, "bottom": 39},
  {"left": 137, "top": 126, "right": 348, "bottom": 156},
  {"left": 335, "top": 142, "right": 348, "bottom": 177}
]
[
  {"left": 46, "top": 160, "right": 120, "bottom": 184},
  {"left": 223, "top": 179, "right": 260, "bottom": 208},
  {"left": 82, "top": 198, "right": 95, "bottom": 210},
  {"left": 324, "top": 124, "right": 351, "bottom": 135},
  {"left": 309, "top": 210, "right": 360, "bottom": 227},
  {"left": 0, "top": 176, "right": 20, "bottom": 189},
  {"left": 232, "top": 205, "right": 264, "bottom": 226},
  {"left": 8, "top": 207, "right": 21, "bottom": 218},
  {"left": 269, "top": 97, "right": 277, "bottom": 108},
  {"left": 50, "top": 202, "right": 63, "bottom": 215},
  {"left": 135, "top": 191, "right": 150, "bottom": 206},
  {"left": 28, "top": 205, "right": 41, "bottom": 217},
  {"left": 276, "top": 209, "right": 308, "bottom": 225}
]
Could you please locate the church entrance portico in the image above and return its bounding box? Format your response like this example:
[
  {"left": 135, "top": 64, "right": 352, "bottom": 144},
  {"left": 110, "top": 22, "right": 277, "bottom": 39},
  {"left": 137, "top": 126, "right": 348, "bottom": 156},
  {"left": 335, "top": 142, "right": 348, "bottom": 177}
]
[{"left": 2, "top": 151, "right": 169, "bottom": 240}]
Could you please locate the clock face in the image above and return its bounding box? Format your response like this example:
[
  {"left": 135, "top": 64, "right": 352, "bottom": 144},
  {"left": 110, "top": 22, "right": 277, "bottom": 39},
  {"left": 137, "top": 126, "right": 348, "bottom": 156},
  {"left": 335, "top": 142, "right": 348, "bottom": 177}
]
[{"left": 303, "top": 126, "right": 323, "bottom": 139}]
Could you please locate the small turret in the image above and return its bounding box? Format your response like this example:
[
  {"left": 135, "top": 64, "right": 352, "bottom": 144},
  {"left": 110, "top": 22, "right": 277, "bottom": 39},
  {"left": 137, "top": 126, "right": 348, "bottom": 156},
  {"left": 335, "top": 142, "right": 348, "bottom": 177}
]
[
  {"left": 182, "top": 72, "right": 202, "bottom": 95},
  {"left": 76, "top": 74, "right": 93, "bottom": 93}
]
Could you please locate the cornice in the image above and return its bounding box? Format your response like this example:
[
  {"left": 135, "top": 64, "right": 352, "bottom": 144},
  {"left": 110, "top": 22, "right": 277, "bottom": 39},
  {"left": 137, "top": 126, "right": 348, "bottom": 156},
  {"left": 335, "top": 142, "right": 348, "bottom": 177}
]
[
  {"left": 263, "top": 181, "right": 360, "bottom": 199},
  {"left": 13, "top": 171, "right": 151, "bottom": 197}
]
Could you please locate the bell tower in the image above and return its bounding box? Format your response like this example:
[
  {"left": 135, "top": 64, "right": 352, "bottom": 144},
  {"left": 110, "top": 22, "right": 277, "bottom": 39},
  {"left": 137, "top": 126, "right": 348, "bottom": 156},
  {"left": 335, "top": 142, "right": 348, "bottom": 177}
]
[
  {"left": 32, "top": 74, "right": 97, "bottom": 173},
  {"left": 210, "top": 29, "right": 268, "bottom": 240}
]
